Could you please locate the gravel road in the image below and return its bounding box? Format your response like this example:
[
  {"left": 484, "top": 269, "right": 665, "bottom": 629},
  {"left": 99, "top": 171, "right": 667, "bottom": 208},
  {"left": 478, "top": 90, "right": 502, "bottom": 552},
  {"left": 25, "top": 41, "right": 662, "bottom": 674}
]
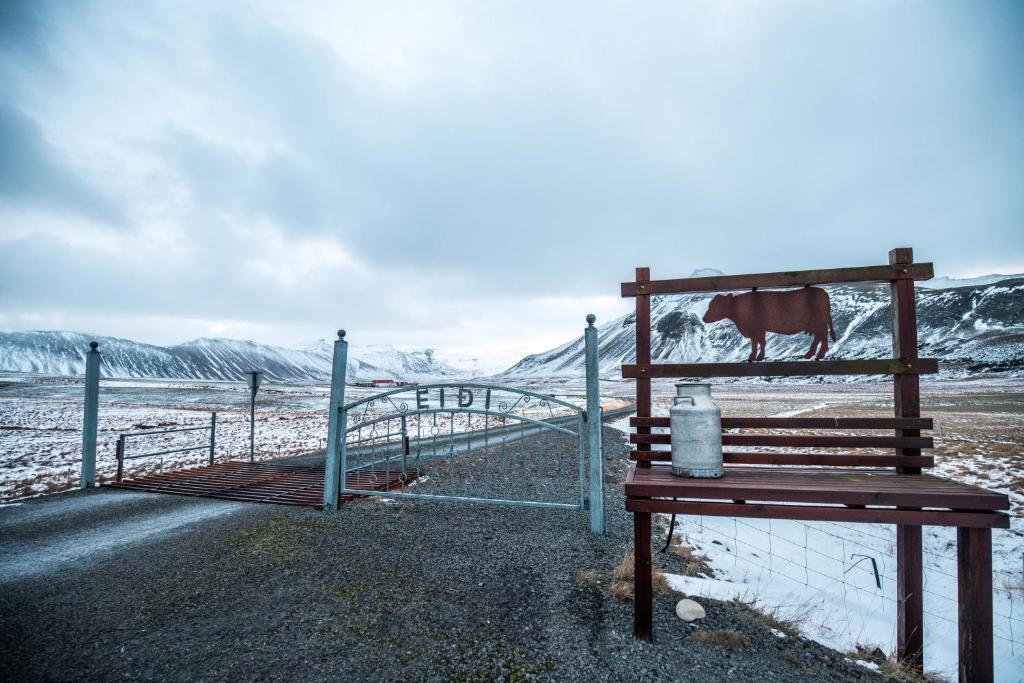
[{"left": 0, "top": 427, "right": 885, "bottom": 682}]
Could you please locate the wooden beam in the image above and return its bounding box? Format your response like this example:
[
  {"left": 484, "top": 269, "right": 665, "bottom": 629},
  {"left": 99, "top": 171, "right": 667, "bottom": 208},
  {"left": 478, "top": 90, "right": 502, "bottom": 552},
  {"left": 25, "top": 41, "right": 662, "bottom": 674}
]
[
  {"left": 621, "top": 262, "right": 934, "bottom": 297},
  {"left": 628, "top": 450, "right": 936, "bottom": 468},
  {"left": 630, "top": 433, "right": 935, "bottom": 449},
  {"left": 634, "top": 510, "right": 653, "bottom": 640},
  {"left": 891, "top": 248, "right": 925, "bottom": 673},
  {"left": 631, "top": 416, "right": 935, "bottom": 430},
  {"left": 625, "top": 499, "right": 1009, "bottom": 529},
  {"left": 958, "top": 527, "right": 994, "bottom": 682},
  {"left": 622, "top": 358, "right": 939, "bottom": 378},
  {"left": 634, "top": 266, "right": 652, "bottom": 469}
]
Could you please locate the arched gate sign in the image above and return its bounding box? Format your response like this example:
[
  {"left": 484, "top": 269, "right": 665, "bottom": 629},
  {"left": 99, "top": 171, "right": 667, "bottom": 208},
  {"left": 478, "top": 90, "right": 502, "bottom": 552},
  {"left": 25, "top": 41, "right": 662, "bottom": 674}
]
[{"left": 321, "top": 319, "right": 606, "bottom": 534}]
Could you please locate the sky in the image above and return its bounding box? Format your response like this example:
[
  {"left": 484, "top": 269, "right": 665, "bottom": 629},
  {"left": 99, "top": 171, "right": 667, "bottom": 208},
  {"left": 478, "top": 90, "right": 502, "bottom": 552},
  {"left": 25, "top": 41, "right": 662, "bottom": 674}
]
[{"left": 1, "top": 1, "right": 1022, "bottom": 368}]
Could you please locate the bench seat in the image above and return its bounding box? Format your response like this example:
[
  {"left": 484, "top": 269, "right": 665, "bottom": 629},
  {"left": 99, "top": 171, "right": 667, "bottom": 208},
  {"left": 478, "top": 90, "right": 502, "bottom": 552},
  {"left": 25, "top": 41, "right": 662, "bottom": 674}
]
[{"left": 625, "top": 464, "right": 1010, "bottom": 523}]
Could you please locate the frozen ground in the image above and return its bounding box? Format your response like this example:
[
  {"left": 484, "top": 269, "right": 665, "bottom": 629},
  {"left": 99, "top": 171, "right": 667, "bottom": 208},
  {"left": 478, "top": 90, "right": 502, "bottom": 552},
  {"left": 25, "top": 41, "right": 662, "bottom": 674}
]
[{"left": 1, "top": 372, "right": 1021, "bottom": 679}]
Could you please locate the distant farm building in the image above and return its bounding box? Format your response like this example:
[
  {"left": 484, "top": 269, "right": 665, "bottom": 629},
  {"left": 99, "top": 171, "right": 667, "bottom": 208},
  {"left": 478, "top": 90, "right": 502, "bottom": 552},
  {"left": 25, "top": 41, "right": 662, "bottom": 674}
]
[{"left": 351, "top": 379, "right": 419, "bottom": 388}]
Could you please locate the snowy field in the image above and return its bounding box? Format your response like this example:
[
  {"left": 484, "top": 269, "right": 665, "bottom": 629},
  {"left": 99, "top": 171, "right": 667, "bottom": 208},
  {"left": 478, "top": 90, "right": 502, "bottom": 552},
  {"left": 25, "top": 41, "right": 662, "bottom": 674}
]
[
  {"left": 1, "top": 371, "right": 1021, "bottom": 679},
  {"left": 602, "top": 377, "right": 1024, "bottom": 681}
]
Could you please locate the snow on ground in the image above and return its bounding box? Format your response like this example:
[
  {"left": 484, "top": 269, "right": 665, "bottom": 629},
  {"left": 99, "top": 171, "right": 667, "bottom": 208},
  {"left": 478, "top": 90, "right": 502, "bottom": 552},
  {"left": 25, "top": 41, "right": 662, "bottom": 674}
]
[
  {"left": 0, "top": 373, "right": 626, "bottom": 500},
  {"left": 613, "top": 378, "right": 1024, "bottom": 681}
]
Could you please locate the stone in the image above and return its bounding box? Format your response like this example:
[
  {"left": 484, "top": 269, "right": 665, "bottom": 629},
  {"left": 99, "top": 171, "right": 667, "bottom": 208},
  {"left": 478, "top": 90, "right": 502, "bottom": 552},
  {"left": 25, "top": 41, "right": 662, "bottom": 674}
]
[{"left": 675, "top": 598, "right": 706, "bottom": 622}]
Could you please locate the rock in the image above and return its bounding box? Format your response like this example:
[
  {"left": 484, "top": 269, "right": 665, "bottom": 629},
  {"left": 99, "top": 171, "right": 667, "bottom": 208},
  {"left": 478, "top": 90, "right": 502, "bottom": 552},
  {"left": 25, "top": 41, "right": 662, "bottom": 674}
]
[{"left": 675, "top": 598, "right": 706, "bottom": 622}]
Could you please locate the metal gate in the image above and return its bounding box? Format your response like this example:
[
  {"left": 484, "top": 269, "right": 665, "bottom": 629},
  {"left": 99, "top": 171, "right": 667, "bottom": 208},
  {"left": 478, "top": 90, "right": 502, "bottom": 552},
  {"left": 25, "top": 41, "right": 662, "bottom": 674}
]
[{"left": 321, "top": 318, "right": 606, "bottom": 533}]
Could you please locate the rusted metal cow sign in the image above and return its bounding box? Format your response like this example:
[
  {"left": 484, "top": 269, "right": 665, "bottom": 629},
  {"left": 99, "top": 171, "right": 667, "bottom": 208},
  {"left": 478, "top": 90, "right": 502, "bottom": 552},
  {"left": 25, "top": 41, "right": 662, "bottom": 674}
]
[{"left": 703, "top": 286, "right": 837, "bottom": 361}]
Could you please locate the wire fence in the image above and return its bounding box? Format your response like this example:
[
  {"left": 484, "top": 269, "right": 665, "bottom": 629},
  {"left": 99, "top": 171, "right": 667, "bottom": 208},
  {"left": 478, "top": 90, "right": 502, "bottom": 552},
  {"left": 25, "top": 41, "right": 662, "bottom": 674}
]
[{"left": 668, "top": 513, "right": 1024, "bottom": 654}]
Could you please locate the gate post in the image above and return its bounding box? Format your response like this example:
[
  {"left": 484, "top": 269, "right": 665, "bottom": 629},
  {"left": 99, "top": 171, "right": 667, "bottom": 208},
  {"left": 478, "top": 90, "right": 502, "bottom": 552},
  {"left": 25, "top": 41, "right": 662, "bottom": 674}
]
[
  {"left": 323, "top": 330, "right": 348, "bottom": 510},
  {"left": 584, "top": 314, "right": 604, "bottom": 534},
  {"left": 81, "top": 341, "right": 101, "bottom": 489}
]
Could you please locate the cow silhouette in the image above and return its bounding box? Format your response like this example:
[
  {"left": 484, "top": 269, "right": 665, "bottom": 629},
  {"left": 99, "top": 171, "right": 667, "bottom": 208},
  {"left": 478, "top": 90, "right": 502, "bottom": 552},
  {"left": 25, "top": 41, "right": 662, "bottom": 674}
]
[{"left": 702, "top": 287, "right": 837, "bottom": 361}]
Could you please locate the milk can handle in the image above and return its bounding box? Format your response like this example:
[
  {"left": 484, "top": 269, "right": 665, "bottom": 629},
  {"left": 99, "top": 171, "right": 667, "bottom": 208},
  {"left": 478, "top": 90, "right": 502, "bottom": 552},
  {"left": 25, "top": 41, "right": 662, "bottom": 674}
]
[{"left": 676, "top": 396, "right": 696, "bottom": 406}]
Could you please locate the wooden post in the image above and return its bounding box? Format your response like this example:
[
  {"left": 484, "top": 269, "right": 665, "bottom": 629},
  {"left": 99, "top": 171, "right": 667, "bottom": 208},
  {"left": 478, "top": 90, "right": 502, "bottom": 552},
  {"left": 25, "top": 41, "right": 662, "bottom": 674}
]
[
  {"left": 890, "top": 247, "right": 924, "bottom": 671},
  {"left": 634, "top": 510, "right": 653, "bottom": 640},
  {"left": 635, "top": 267, "right": 652, "bottom": 469},
  {"left": 957, "top": 527, "right": 994, "bottom": 683}
]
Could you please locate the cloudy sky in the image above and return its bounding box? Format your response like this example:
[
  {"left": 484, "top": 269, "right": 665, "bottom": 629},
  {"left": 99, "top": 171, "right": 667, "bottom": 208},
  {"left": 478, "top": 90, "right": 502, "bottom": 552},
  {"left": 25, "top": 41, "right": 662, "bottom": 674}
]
[{"left": 1, "top": 1, "right": 1021, "bottom": 367}]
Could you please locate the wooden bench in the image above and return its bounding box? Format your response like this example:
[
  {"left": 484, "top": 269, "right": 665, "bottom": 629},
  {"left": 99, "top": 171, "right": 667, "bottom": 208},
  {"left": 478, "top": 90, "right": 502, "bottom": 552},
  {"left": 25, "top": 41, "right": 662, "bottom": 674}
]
[{"left": 621, "top": 248, "right": 1011, "bottom": 683}]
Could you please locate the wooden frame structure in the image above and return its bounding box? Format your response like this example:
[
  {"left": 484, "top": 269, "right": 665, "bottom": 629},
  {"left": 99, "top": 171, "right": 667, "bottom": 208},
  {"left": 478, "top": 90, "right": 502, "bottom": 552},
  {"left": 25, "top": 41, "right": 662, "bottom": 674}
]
[{"left": 621, "top": 248, "right": 1009, "bottom": 682}]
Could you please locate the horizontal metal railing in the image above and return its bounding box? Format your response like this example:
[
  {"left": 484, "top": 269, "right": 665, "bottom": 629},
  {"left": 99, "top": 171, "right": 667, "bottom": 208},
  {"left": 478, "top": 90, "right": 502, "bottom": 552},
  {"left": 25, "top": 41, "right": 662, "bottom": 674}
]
[{"left": 115, "top": 412, "right": 217, "bottom": 482}]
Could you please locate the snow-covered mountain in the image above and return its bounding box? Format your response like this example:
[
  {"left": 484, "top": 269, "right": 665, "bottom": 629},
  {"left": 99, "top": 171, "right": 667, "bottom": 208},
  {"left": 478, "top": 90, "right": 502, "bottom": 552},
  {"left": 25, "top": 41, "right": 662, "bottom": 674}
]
[
  {"left": 0, "top": 333, "right": 469, "bottom": 382},
  {"left": 501, "top": 275, "right": 1024, "bottom": 378}
]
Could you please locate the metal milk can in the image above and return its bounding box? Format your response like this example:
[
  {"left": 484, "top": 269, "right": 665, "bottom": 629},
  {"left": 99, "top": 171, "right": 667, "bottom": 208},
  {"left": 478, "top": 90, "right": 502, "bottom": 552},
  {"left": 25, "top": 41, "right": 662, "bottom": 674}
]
[{"left": 669, "top": 383, "right": 724, "bottom": 478}]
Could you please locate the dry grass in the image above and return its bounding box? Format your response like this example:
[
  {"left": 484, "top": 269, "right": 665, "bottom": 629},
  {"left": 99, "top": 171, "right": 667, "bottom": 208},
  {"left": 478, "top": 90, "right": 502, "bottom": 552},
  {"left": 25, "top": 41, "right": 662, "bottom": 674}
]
[
  {"left": 610, "top": 581, "right": 633, "bottom": 601},
  {"left": 575, "top": 569, "right": 601, "bottom": 588},
  {"left": 671, "top": 543, "right": 715, "bottom": 578},
  {"left": 691, "top": 630, "right": 749, "bottom": 649},
  {"left": 729, "top": 597, "right": 802, "bottom": 638},
  {"left": 609, "top": 549, "right": 676, "bottom": 601},
  {"left": 849, "top": 645, "right": 949, "bottom": 683}
]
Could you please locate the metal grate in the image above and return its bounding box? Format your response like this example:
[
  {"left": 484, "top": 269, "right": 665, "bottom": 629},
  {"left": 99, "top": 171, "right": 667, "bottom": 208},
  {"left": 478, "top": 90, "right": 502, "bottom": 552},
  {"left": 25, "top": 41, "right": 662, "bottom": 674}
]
[{"left": 107, "top": 461, "right": 413, "bottom": 509}]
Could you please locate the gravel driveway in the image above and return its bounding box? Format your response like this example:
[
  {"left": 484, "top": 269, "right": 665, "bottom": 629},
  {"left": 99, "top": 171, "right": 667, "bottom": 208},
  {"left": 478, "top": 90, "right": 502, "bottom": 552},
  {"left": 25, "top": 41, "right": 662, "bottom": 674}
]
[{"left": 0, "top": 427, "right": 884, "bottom": 682}]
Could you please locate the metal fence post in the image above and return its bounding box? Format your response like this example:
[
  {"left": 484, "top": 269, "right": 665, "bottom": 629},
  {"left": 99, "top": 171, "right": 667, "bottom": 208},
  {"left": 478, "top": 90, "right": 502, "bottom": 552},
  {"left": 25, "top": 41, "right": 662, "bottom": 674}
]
[
  {"left": 81, "top": 341, "right": 101, "bottom": 489},
  {"left": 115, "top": 434, "right": 125, "bottom": 482},
  {"left": 584, "top": 314, "right": 604, "bottom": 534},
  {"left": 323, "top": 330, "right": 348, "bottom": 511},
  {"left": 209, "top": 411, "right": 217, "bottom": 465}
]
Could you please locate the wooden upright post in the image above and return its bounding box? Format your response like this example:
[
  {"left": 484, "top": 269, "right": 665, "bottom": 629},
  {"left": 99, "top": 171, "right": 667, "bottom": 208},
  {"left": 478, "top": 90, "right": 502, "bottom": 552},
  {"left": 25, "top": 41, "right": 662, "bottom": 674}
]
[
  {"left": 890, "top": 247, "right": 924, "bottom": 672},
  {"left": 632, "top": 267, "right": 654, "bottom": 640},
  {"left": 635, "top": 267, "right": 652, "bottom": 469},
  {"left": 958, "top": 527, "right": 994, "bottom": 683}
]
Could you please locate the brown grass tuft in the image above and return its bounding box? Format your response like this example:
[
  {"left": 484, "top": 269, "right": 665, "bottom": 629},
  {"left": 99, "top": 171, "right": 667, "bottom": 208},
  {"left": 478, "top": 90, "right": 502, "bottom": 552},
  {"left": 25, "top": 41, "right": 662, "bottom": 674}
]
[
  {"left": 610, "top": 581, "right": 633, "bottom": 601},
  {"left": 576, "top": 569, "right": 601, "bottom": 588},
  {"left": 691, "top": 630, "right": 749, "bottom": 649}
]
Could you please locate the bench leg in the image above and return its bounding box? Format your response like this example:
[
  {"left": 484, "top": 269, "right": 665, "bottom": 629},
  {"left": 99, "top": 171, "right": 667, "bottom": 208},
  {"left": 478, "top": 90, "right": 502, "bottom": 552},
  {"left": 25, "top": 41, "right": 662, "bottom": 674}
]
[
  {"left": 634, "top": 511, "right": 652, "bottom": 641},
  {"left": 897, "top": 524, "right": 924, "bottom": 671},
  {"left": 958, "top": 527, "right": 993, "bottom": 683}
]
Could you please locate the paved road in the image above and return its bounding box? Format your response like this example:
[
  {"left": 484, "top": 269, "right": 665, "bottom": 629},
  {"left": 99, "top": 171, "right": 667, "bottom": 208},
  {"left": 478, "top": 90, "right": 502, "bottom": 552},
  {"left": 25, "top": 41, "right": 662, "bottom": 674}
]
[{"left": 0, "top": 488, "right": 249, "bottom": 584}]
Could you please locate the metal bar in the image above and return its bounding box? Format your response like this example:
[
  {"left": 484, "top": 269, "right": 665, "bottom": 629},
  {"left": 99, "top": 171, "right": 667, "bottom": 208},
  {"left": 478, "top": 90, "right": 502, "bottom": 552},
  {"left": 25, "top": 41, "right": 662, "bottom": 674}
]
[
  {"left": 122, "top": 444, "right": 211, "bottom": 460},
  {"left": 623, "top": 358, "right": 939, "bottom": 378},
  {"left": 208, "top": 412, "right": 216, "bottom": 465},
  {"left": 632, "top": 433, "right": 935, "bottom": 449},
  {"left": 343, "top": 382, "right": 583, "bottom": 413},
  {"left": 80, "top": 341, "right": 100, "bottom": 489},
  {"left": 336, "top": 488, "right": 581, "bottom": 510},
  {"left": 118, "top": 425, "right": 214, "bottom": 438},
  {"left": 346, "top": 408, "right": 581, "bottom": 438},
  {"left": 249, "top": 383, "right": 256, "bottom": 463},
  {"left": 584, "top": 314, "right": 604, "bottom": 534},
  {"left": 115, "top": 434, "right": 125, "bottom": 482},
  {"left": 620, "top": 261, "right": 934, "bottom": 296},
  {"left": 323, "top": 330, "right": 348, "bottom": 511},
  {"left": 577, "top": 411, "right": 585, "bottom": 510}
]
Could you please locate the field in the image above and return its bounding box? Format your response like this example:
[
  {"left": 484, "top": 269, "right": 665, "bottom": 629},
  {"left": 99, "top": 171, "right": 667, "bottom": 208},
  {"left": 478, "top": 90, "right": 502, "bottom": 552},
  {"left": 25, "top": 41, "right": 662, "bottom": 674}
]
[{"left": 1, "top": 372, "right": 1022, "bottom": 678}]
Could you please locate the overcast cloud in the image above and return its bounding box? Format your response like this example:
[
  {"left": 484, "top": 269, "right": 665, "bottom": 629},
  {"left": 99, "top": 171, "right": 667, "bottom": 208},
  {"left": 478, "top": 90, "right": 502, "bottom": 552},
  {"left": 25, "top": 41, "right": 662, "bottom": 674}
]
[{"left": 1, "top": 1, "right": 1021, "bottom": 365}]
